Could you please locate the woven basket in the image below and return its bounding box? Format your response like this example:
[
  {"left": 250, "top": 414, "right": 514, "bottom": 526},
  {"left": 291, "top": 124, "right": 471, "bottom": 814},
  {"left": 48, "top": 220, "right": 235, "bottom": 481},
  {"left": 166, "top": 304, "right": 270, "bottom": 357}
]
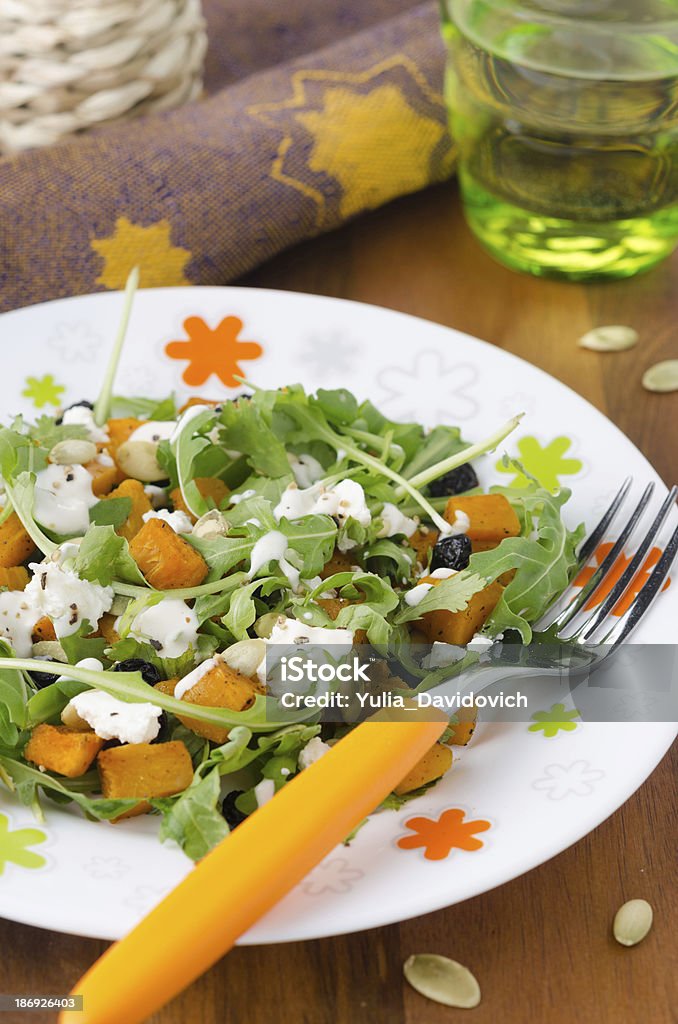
[{"left": 0, "top": 0, "right": 206, "bottom": 154}]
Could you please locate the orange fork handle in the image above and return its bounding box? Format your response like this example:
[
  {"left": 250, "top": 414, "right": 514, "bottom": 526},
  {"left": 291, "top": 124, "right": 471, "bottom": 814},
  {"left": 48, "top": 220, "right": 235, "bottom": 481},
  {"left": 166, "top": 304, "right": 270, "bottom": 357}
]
[{"left": 60, "top": 709, "right": 447, "bottom": 1024}]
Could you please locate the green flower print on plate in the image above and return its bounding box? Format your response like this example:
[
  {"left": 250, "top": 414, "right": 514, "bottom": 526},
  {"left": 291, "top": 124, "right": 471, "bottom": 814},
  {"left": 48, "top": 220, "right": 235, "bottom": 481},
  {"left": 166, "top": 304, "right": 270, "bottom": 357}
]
[
  {"left": 0, "top": 811, "right": 47, "bottom": 875},
  {"left": 529, "top": 703, "right": 580, "bottom": 738},
  {"left": 496, "top": 436, "right": 582, "bottom": 492},
  {"left": 21, "top": 374, "right": 65, "bottom": 409}
]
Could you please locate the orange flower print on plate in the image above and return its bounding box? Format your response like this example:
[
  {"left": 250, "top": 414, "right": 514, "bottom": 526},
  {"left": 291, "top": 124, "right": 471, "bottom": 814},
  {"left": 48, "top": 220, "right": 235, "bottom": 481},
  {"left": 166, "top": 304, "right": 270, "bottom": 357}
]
[
  {"left": 165, "top": 316, "right": 263, "bottom": 387},
  {"left": 574, "top": 542, "right": 670, "bottom": 616},
  {"left": 397, "top": 808, "right": 491, "bottom": 861}
]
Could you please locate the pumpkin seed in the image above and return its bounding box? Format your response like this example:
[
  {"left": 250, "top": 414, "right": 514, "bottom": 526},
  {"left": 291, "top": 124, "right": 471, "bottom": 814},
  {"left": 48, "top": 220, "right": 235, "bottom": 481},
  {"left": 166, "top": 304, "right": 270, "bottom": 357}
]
[
  {"left": 192, "top": 509, "right": 230, "bottom": 539},
  {"left": 115, "top": 440, "right": 166, "bottom": 482},
  {"left": 253, "top": 612, "right": 279, "bottom": 639},
  {"left": 221, "top": 638, "right": 266, "bottom": 678},
  {"left": 31, "top": 640, "right": 68, "bottom": 663},
  {"left": 403, "top": 954, "right": 481, "bottom": 1008},
  {"left": 641, "top": 360, "right": 678, "bottom": 393},
  {"left": 613, "top": 899, "right": 653, "bottom": 946},
  {"left": 578, "top": 326, "right": 638, "bottom": 352},
  {"left": 49, "top": 439, "right": 98, "bottom": 465}
]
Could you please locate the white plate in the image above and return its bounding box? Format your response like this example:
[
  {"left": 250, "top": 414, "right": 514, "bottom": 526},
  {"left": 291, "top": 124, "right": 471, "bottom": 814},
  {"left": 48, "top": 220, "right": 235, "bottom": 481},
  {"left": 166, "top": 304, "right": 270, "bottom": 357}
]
[{"left": 0, "top": 287, "right": 674, "bottom": 942}]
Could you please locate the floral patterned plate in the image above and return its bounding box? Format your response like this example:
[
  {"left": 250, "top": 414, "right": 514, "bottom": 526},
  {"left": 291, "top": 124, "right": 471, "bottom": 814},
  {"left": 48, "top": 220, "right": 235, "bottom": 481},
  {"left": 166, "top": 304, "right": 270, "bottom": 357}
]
[{"left": 0, "top": 287, "right": 675, "bottom": 942}]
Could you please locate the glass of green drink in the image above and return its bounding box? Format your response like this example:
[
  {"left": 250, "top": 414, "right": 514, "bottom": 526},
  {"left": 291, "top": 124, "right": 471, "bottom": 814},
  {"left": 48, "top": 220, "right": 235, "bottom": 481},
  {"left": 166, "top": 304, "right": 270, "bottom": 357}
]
[{"left": 440, "top": 1, "right": 678, "bottom": 279}]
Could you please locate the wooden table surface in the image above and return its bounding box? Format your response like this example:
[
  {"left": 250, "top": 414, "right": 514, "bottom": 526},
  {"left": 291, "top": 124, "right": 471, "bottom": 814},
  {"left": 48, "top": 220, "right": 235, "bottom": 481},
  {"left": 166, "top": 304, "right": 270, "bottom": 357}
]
[{"left": 1, "top": 182, "right": 676, "bottom": 1024}]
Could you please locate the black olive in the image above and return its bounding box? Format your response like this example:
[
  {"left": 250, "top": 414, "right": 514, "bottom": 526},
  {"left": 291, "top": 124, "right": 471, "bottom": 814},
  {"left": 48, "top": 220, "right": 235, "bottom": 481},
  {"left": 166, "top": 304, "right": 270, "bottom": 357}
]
[
  {"left": 28, "top": 665, "right": 61, "bottom": 689},
  {"left": 55, "top": 400, "right": 94, "bottom": 426},
  {"left": 428, "top": 463, "right": 478, "bottom": 498},
  {"left": 430, "top": 534, "right": 472, "bottom": 572},
  {"left": 221, "top": 790, "right": 247, "bottom": 829},
  {"left": 114, "top": 659, "right": 161, "bottom": 685}
]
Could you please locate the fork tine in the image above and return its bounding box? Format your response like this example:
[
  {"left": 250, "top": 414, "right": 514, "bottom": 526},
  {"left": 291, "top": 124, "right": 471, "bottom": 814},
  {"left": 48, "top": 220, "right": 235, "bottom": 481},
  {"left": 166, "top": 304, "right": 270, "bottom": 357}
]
[
  {"left": 577, "top": 475, "right": 633, "bottom": 565},
  {"left": 597, "top": 521, "right": 678, "bottom": 647},
  {"left": 575, "top": 485, "right": 678, "bottom": 642},
  {"left": 549, "top": 482, "right": 655, "bottom": 632}
]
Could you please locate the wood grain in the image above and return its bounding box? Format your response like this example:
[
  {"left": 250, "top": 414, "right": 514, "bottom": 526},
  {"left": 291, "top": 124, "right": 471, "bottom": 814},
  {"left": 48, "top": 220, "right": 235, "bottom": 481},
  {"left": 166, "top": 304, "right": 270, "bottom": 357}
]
[{"left": 0, "top": 181, "right": 675, "bottom": 1024}]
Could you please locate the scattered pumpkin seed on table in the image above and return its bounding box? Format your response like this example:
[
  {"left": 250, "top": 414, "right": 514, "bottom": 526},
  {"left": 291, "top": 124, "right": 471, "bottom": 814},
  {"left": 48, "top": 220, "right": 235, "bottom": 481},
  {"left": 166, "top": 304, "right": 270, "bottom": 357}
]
[
  {"left": 403, "top": 953, "right": 481, "bottom": 1008},
  {"left": 578, "top": 326, "right": 639, "bottom": 352},
  {"left": 641, "top": 360, "right": 678, "bottom": 393},
  {"left": 613, "top": 899, "right": 653, "bottom": 947}
]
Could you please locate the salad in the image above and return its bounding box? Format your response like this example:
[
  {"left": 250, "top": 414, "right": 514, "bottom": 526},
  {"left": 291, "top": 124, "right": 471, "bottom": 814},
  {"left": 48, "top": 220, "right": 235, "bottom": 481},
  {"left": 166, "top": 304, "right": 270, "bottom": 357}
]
[{"left": 0, "top": 294, "right": 583, "bottom": 861}]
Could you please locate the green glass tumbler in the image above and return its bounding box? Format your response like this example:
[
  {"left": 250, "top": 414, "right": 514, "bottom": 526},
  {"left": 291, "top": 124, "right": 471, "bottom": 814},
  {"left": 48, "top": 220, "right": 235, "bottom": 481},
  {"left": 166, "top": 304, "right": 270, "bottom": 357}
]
[{"left": 440, "top": 1, "right": 678, "bottom": 280}]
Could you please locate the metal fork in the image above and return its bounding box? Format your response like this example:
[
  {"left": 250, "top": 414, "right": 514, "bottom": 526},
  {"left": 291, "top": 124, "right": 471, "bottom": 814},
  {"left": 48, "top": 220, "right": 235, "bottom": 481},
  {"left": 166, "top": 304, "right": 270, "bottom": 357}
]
[
  {"left": 536, "top": 476, "right": 678, "bottom": 649},
  {"left": 431, "top": 476, "right": 678, "bottom": 695}
]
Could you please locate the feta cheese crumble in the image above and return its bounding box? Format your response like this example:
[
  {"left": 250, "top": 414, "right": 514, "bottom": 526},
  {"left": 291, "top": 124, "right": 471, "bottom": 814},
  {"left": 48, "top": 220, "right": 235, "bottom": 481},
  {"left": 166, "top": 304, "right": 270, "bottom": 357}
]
[
  {"left": 0, "top": 592, "right": 40, "bottom": 657},
  {"left": 65, "top": 689, "right": 162, "bottom": 744},
  {"left": 33, "top": 463, "right": 98, "bottom": 535},
  {"left": 24, "top": 560, "right": 113, "bottom": 637},
  {"left": 298, "top": 736, "right": 331, "bottom": 770}
]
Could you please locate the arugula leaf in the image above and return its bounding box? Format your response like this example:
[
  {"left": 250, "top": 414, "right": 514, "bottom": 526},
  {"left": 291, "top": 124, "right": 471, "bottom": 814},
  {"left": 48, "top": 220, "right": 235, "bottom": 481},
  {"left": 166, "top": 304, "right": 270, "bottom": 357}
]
[
  {"left": 394, "top": 571, "right": 488, "bottom": 625},
  {"left": 29, "top": 417, "right": 89, "bottom": 452},
  {"left": 469, "top": 478, "right": 584, "bottom": 641},
  {"left": 363, "top": 538, "right": 417, "bottom": 583},
  {"left": 171, "top": 407, "right": 219, "bottom": 520},
  {"left": 219, "top": 400, "right": 289, "bottom": 477},
  {"left": 60, "top": 621, "right": 109, "bottom": 665},
  {"left": 403, "top": 424, "right": 467, "bottom": 480},
  {"left": 0, "top": 641, "right": 27, "bottom": 745},
  {"left": 89, "top": 497, "right": 132, "bottom": 528},
  {"left": 312, "top": 388, "right": 358, "bottom": 426},
  {"left": 153, "top": 768, "right": 229, "bottom": 861},
  {"left": 220, "top": 578, "right": 271, "bottom": 641},
  {"left": 74, "top": 525, "right": 147, "bottom": 587}
]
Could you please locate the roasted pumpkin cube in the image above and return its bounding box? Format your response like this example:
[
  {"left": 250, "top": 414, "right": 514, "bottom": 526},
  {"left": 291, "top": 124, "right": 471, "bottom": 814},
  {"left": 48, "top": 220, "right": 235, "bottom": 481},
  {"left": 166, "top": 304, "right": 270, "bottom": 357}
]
[
  {"left": 444, "top": 494, "right": 520, "bottom": 544},
  {"left": 106, "top": 479, "right": 153, "bottom": 542},
  {"left": 0, "top": 566, "right": 30, "bottom": 590},
  {"left": 394, "top": 742, "right": 452, "bottom": 796},
  {"left": 154, "top": 677, "right": 179, "bottom": 697},
  {"left": 129, "top": 518, "right": 208, "bottom": 589},
  {"left": 408, "top": 528, "right": 439, "bottom": 566},
  {"left": 160, "top": 664, "right": 259, "bottom": 742},
  {"left": 170, "top": 478, "right": 230, "bottom": 523},
  {"left": 25, "top": 723, "right": 105, "bottom": 778},
  {"left": 97, "top": 740, "right": 193, "bottom": 819},
  {"left": 159, "top": 660, "right": 263, "bottom": 744},
  {"left": 32, "top": 616, "right": 56, "bottom": 642},
  {"left": 320, "top": 550, "right": 354, "bottom": 579},
  {"left": 98, "top": 613, "right": 120, "bottom": 645},
  {"left": 86, "top": 456, "right": 118, "bottom": 497},
  {"left": 106, "top": 417, "right": 142, "bottom": 452},
  {"left": 0, "top": 511, "right": 36, "bottom": 568},
  {"left": 445, "top": 704, "right": 478, "bottom": 746},
  {"left": 418, "top": 578, "right": 503, "bottom": 646}
]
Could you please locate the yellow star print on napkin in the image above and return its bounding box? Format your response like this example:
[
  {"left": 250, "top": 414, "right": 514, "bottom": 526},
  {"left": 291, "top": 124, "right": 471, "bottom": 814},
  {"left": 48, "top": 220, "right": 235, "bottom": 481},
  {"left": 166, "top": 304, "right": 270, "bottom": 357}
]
[
  {"left": 91, "top": 217, "right": 192, "bottom": 289},
  {"left": 249, "top": 55, "right": 453, "bottom": 227}
]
